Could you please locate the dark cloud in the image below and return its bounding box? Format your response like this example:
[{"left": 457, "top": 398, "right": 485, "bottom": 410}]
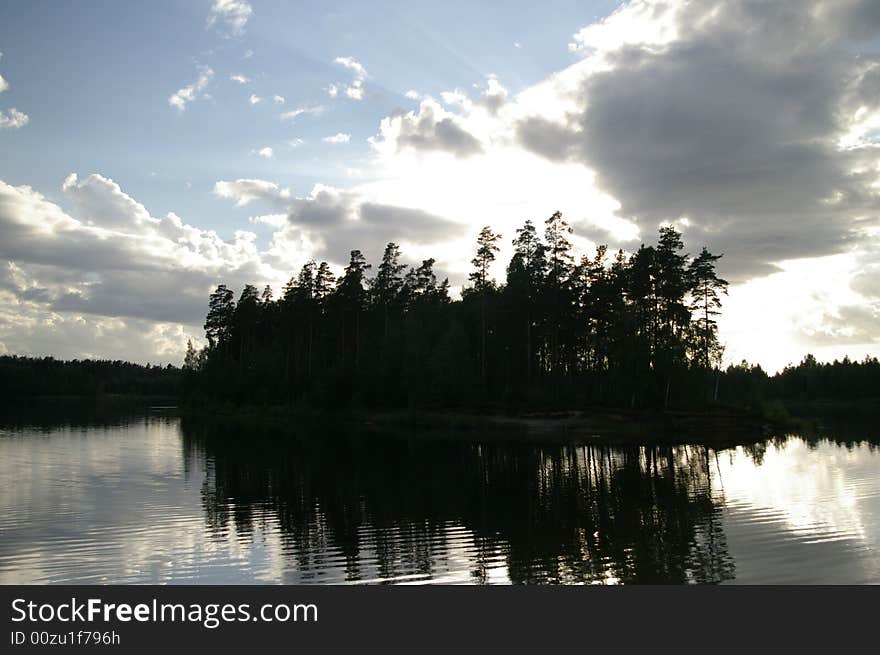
[
  {"left": 281, "top": 193, "right": 467, "bottom": 265},
  {"left": 381, "top": 100, "right": 483, "bottom": 157},
  {"left": 517, "top": 0, "right": 880, "bottom": 280}
]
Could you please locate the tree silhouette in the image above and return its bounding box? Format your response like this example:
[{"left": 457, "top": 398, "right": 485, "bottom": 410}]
[
  {"left": 688, "top": 247, "right": 728, "bottom": 370},
  {"left": 180, "top": 221, "right": 872, "bottom": 414},
  {"left": 469, "top": 226, "right": 502, "bottom": 388}
]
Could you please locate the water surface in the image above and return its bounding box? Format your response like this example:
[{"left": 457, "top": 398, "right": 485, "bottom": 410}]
[{"left": 1, "top": 413, "right": 877, "bottom": 584}]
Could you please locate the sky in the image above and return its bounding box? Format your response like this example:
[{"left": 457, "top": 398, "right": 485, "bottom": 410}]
[{"left": 0, "top": 0, "right": 878, "bottom": 373}]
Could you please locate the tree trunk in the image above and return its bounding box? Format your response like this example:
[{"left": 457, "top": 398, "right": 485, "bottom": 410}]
[{"left": 481, "top": 291, "right": 487, "bottom": 387}]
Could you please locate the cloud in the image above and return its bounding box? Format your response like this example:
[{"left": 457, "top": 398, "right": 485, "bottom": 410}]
[
  {"left": 514, "top": 0, "right": 880, "bottom": 280},
  {"left": 169, "top": 66, "right": 213, "bottom": 112},
  {"left": 322, "top": 132, "right": 351, "bottom": 144},
  {"left": 212, "top": 179, "right": 291, "bottom": 206},
  {"left": 371, "top": 98, "right": 483, "bottom": 157},
  {"left": 478, "top": 76, "right": 508, "bottom": 115},
  {"left": 331, "top": 56, "right": 367, "bottom": 101},
  {"left": 0, "top": 53, "right": 27, "bottom": 128},
  {"left": 254, "top": 146, "right": 273, "bottom": 159},
  {"left": 248, "top": 94, "right": 261, "bottom": 105},
  {"left": 0, "top": 108, "right": 28, "bottom": 129},
  {"left": 404, "top": 90, "right": 421, "bottom": 100},
  {"left": 0, "top": 52, "right": 7, "bottom": 94},
  {"left": 346, "top": 80, "right": 364, "bottom": 101},
  {"left": 229, "top": 74, "right": 250, "bottom": 84},
  {"left": 273, "top": 94, "right": 285, "bottom": 105},
  {"left": 0, "top": 173, "right": 299, "bottom": 362},
  {"left": 236, "top": 181, "right": 467, "bottom": 266},
  {"left": 334, "top": 56, "right": 367, "bottom": 79},
  {"left": 207, "top": 0, "right": 253, "bottom": 37},
  {"left": 280, "top": 105, "right": 324, "bottom": 121}
]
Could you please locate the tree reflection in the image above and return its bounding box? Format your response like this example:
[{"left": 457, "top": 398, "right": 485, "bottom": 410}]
[{"left": 181, "top": 418, "right": 736, "bottom": 584}]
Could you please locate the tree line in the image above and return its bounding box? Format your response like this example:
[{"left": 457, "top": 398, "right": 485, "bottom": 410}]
[
  {"left": 184, "top": 213, "right": 737, "bottom": 412},
  {"left": 0, "top": 355, "right": 180, "bottom": 398},
  {"left": 722, "top": 354, "right": 880, "bottom": 415}
]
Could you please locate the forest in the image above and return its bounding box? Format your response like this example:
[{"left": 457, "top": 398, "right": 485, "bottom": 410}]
[
  {"left": 0, "top": 355, "right": 180, "bottom": 398},
  {"left": 180, "top": 212, "right": 880, "bottom": 415}
]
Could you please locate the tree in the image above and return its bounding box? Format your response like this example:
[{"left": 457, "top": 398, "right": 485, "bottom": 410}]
[
  {"left": 188, "top": 223, "right": 750, "bottom": 412},
  {"left": 204, "top": 285, "right": 235, "bottom": 349},
  {"left": 655, "top": 226, "right": 690, "bottom": 365},
  {"left": 507, "top": 220, "right": 547, "bottom": 384},
  {"left": 688, "top": 247, "right": 728, "bottom": 369},
  {"left": 233, "top": 285, "right": 261, "bottom": 369},
  {"left": 183, "top": 339, "right": 202, "bottom": 371},
  {"left": 469, "top": 226, "right": 502, "bottom": 386},
  {"left": 469, "top": 226, "right": 502, "bottom": 290},
  {"left": 336, "top": 250, "right": 371, "bottom": 368},
  {"left": 315, "top": 262, "right": 335, "bottom": 301},
  {"left": 373, "top": 242, "right": 406, "bottom": 336},
  {"left": 544, "top": 211, "right": 574, "bottom": 380},
  {"left": 544, "top": 211, "right": 573, "bottom": 282}
]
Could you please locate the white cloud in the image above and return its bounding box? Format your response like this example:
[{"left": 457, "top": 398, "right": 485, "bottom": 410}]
[
  {"left": 280, "top": 105, "right": 324, "bottom": 121},
  {"left": 229, "top": 74, "right": 250, "bottom": 84},
  {"left": 322, "top": 132, "right": 351, "bottom": 144},
  {"left": 0, "top": 173, "right": 295, "bottom": 363},
  {"left": 0, "top": 52, "right": 7, "bottom": 94},
  {"left": 0, "top": 108, "right": 28, "bottom": 129},
  {"left": 514, "top": 42, "right": 522, "bottom": 49},
  {"left": 0, "top": 54, "right": 27, "bottom": 127},
  {"left": 334, "top": 56, "right": 367, "bottom": 79},
  {"left": 287, "top": 138, "right": 305, "bottom": 147},
  {"left": 404, "top": 90, "right": 421, "bottom": 100},
  {"left": 273, "top": 94, "right": 285, "bottom": 105},
  {"left": 212, "top": 178, "right": 291, "bottom": 206},
  {"left": 168, "top": 66, "right": 213, "bottom": 112},
  {"left": 207, "top": 0, "right": 253, "bottom": 37},
  {"left": 345, "top": 79, "right": 364, "bottom": 100},
  {"left": 331, "top": 56, "right": 368, "bottom": 101},
  {"left": 243, "top": 49, "right": 254, "bottom": 59},
  {"left": 254, "top": 146, "right": 274, "bottom": 159},
  {"left": 249, "top": 93, "right": 261, "bottom": 105}
]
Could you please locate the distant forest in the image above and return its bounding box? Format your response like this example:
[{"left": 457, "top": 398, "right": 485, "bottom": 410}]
[
  {"left": 0, "top": 355, "right": 180, "bottom": 398},
  {"left": 178, "top": 213, "right": 879, "bottom": 414}
]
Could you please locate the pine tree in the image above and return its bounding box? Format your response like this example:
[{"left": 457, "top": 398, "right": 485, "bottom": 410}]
[
  {"left": 337, "top": 250, "right": 371, "bottom": 368},
  {"left": 544, "top": 211, "right": 574, "bottom": 379},
  {"left": 507, "top": 220, "right": 547, "bottom": 384},
  {"left": 373, "top": 242, "right": 406, "bottom": 336},
  {"left": 469, "top": 226, "right": 502, "bottom": 386},
  {"left": 688, "top": 247, "right": 728, "bottom": 369},
  {"left": 204, "top": 285, "right": 235, "bottom": 349}
]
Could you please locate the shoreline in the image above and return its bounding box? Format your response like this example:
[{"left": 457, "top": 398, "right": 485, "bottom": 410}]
[{"left": 178, "top": 403, "right": 807, "bottom": 447}]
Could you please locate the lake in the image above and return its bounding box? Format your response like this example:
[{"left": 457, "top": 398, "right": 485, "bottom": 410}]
[{"left": 1, "top": 411, "right": 878, "bottom": 584}]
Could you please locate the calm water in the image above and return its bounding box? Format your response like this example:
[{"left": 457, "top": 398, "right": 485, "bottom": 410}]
[{"left": 1, "top": 412, "right": 878, "bottom": 584}]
